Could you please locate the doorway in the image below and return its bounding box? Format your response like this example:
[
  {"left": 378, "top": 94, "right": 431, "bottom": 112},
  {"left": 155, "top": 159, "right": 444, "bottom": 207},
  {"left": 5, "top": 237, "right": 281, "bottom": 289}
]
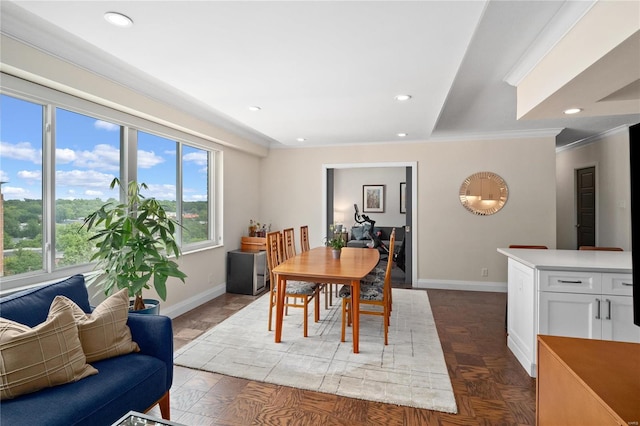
[
  {"left": 323, "top": 162, "right": 417, "bottom": 286},
  {"left": 576, "top": 166, "right": 596, "bottom": 248}
]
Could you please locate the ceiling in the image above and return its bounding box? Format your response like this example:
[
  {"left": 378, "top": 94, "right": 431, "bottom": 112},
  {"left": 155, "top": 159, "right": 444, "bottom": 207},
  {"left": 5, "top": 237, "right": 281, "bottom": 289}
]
[{"left": 2, "top": 1, "right": 639, "bottom": 149}]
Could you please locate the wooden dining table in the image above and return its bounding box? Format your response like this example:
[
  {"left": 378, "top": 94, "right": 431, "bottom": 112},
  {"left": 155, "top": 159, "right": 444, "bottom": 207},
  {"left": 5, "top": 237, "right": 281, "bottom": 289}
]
[{"left": 272, "top": 246, "right": 380, "bottom": 353}]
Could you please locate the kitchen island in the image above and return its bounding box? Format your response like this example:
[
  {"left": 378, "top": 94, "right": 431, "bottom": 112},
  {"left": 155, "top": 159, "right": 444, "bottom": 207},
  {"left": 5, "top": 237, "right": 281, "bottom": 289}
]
[{"left": 497, "top": 248, "right": 636, "bottom": 377}]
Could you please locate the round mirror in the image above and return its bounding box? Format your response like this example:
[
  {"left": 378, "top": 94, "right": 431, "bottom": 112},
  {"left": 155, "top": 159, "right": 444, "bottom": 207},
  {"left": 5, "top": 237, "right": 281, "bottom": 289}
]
[{"left": 459, "top": 172, "right": 508, "bottom": 215}]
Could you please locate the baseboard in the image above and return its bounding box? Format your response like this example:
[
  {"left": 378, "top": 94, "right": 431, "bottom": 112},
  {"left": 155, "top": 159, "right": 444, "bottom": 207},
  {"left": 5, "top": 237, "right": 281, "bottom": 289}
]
[
  {"left": 161, "top": 283, "right": 226, "bottom": 319},
  {"left": 415, "top": 279, "right": 507, "bottom": 293}
]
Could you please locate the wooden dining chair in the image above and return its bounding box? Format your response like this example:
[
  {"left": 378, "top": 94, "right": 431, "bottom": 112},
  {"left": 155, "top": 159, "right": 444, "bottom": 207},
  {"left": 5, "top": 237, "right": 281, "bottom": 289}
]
[
  {"left": 282, "top": 228, "right": 297, "bottom": 260},
  {"left": 266, "top": 231, "right": 320, "bottom": 337},
  {"left": 340, "top": 228, "right": 395, "bottom": 345},
  {"left": 300, "top": 225, "right": 310, "bottom": 253},
  {"left": 578, "top": 246, "right": 623, "bottom": 251},
  {"left": 508, "top": 245, "right": 549, "bottom": 249},
  {"left": 300, "top": 225, "right": 334, "bottom": 309}
]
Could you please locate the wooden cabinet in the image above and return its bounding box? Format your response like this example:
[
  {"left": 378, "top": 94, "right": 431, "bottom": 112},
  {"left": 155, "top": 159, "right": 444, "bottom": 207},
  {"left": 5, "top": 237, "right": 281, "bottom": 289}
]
[{"left": 537, "top": 335, "right": 640, "bottom": 426}]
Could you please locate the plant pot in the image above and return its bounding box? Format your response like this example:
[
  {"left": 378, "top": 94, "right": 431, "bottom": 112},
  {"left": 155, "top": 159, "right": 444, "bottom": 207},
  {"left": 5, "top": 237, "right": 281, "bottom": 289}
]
[
  {"left": 129, "top": 298, "right": 160, "bottom": 315},
  {"left": 332, "top": 249, "right": 341, "bottom": 259}
]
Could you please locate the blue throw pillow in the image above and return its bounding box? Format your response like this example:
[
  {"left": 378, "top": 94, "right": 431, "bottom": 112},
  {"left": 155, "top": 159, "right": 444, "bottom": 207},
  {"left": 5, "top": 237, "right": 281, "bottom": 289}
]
[
  {"left": 351, "top": 226, "right": 364, "bottom": 240},
  {"left": 361, "top": 223, "right": 372, "bottom": 240}
]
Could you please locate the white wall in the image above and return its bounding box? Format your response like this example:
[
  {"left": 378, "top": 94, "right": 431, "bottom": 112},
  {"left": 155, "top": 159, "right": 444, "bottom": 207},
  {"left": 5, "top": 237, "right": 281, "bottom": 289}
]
[
  {"left": 262, "top": 136, "right": 557, "bottom": 290},
  {"left": 334, "top": 167, "right": 406, "bottom": 228},
  {"left": 556, "top": 127, "right": 631, "bottom": 250}
]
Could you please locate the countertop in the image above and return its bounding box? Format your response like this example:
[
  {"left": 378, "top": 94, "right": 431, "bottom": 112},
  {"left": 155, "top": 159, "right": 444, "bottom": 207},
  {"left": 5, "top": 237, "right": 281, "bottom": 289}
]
[{"left": 497, "top": 248, "right": 632, "bottom": 273}]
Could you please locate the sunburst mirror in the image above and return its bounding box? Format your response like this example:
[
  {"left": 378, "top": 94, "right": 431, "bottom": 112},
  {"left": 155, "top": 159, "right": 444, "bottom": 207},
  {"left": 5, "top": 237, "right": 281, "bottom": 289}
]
[{"left": 459, "top": 172, "right": 508, "bottom": 215}]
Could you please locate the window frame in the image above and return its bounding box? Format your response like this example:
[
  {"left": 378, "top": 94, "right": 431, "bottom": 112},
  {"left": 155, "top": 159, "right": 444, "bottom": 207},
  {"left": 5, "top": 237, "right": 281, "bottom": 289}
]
[{"left": 1, "top": 74, "right": 222, "bottom": 293}]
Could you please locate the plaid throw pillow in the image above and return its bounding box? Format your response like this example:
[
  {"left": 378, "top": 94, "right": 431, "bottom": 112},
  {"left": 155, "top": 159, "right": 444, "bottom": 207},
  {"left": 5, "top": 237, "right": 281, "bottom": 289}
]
[
  {"left": 0, "top": 304, "right": 98, "bottom": 400},
  {"left": 49, "top": 288, "right": 139, "bottom": 363}
]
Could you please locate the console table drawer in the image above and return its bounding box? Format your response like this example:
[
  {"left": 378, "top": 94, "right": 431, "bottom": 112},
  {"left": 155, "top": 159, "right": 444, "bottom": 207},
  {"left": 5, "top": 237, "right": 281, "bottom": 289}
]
[
  {"left": 602, "top": 273, "right": 633, "bottom": 296},
  {"left": 539, "top": 270, "right": 601, "bottom": 294}
]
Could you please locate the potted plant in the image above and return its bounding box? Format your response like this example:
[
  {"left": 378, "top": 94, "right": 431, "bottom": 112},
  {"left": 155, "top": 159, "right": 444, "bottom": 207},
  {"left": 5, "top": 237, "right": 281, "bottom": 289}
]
[
  {"left": 326, "top": 236, "right": 345, "bottom": 259},
  {"left": 81, "top": 178, "right": 187, "bottom": 312}
]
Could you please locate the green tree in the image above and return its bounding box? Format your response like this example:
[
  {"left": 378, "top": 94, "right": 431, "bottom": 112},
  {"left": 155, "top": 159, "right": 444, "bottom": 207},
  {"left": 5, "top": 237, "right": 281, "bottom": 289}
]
[
  {"left": 3, "top": 249, "right": 42, "bottom": 275},
  {"left": 56, "top": 222, "right": 93, "bottom": 266}
]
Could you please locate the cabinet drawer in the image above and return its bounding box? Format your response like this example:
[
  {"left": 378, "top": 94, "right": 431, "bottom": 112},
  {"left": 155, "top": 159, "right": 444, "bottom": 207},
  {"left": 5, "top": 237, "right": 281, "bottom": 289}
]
[
  {"left": 601, "top": 273, "right": 633, "bottom": 296},
  {"left": 539, "top": 270, "right": 601, "bottom": 294}
]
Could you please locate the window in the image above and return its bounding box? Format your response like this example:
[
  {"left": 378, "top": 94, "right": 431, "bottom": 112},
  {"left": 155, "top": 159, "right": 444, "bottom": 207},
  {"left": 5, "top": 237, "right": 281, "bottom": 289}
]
[
  {"left": 0, "top": 94, "right": 45, "bottom": 277},
  {"left": 55, "top": 108, "right": 120, "bottom": 269},
  {"left": 182, "top": 145, "right": 209, "bottom": 245},
  {"left": 1, "top": 76, "right": 221, "bottom": 290}
]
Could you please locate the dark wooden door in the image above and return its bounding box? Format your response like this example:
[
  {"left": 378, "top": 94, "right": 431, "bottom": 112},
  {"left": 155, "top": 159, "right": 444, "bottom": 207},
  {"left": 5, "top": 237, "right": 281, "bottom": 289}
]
[{"left": 576, "top": 166, "right": 596, "bottom": 248}]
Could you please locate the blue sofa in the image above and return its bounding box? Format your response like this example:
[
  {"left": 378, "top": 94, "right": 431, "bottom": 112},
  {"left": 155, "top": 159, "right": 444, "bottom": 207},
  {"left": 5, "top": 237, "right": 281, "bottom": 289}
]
[
  {"left": 346, "top": 225, "right": 405, "bottom": 249},
  {"left": 0, "top": 275, "right": 173, "bottom": 425}
]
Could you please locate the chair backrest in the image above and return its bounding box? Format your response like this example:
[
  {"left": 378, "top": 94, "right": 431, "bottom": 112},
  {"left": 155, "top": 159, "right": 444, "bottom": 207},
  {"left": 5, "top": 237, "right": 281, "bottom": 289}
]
[
  {"left": 509, "top": 245, "right": 548, "bottom": 249},
  {"left": 266, "top": 231, "right": 283, "bottom": 283},
  {"left": 282, "top": 228, "right": 297, "bottom": 260},
  {"left": 300, "top": 225, "right": 310, "bottom": 252},
  {"left": 383, "top": 229, "right": 396, "bottom": 298},
  {"left": 579, "top": 246, "right": 623, "bottom": 251}
]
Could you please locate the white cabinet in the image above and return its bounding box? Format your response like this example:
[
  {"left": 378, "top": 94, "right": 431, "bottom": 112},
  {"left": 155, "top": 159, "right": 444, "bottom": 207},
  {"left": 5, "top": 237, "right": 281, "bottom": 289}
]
[
  {"left": 538, "top": 272, "right": 638, "bottom": 344},
  {"left": 499, "top": 248, "right": 635, "bottom": 378}
]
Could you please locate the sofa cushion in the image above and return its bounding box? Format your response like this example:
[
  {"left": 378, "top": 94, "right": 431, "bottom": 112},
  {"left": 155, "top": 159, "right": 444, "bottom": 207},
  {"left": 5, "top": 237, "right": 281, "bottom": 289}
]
[
  {"left": 0, "top": 303, "right": 98, "bottom": 400},
  {"left": 0, "top": 275, "right": 90, "bottom": 327},
  {"left": 0, "top": 353, "right": 167, "bottom": 426},
  {"left": 49, "top": 289, "right": 140, "bottom": 363}
]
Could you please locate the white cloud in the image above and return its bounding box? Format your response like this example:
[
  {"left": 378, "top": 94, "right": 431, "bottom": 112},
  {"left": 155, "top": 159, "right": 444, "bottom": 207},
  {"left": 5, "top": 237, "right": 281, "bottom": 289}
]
[
  {"left": 94, "top": 120, "right": 119, "bottom": 131},
  {"left": 56, "top": 169, "right": 116, "bottom": 188},
  {"left": 141, "top": 183, "right": 176, "bottom": 200},
  {"left": 186, "top": 194, "right": 207, "bottom": 202},
  {"left": 183, "top": 151, "right": 207, "bottom": 166},
  {"left": 0, "top": 141, "right": 41, "bottom": 163},
  {"left": 85, "top": 190, "right": 104, "bottom": 197},
  {"left": 138, "top": 150, "right": 165, "bottom": 169},
  {"left": 0, "top": 170, "right": 9, "bottom": 182},
  {"left": 72, "top": 144, "right": 120, "bottom": 171},
  {"left": 164, "top": 150, "right": 176, "bottom": 156},
  {"left": 56, "top": 148, "right": 77, "bottom": 164},
  {"left": 2, "top": 186, "right": 29, "bottom": 196},
  {"left": 17, "top": 170, "right": 42, "bottom": 181}
]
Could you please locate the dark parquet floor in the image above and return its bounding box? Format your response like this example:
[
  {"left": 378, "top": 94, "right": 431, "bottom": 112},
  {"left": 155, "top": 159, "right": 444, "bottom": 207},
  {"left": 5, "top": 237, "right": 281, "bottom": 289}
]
[{"left": 151, "top": 288, "right": 536, "bottom": 425}]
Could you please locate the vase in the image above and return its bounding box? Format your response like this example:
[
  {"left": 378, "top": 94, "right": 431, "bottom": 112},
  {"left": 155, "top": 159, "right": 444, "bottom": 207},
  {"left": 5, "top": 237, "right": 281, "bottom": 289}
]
[
  {"left": 332, "top": 249, "right": 341, "bottom": 259},
  {"left": 129, "top": 298, "right": 160, "bottom": 315}
]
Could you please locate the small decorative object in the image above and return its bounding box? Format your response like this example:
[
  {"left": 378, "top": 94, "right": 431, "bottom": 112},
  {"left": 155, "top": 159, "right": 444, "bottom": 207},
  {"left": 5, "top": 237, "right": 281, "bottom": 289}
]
[
  {"left": 81, "top": 178, "right": 187, "bottom": 311},
  {"left": 326, "top": 235, "right": 345, "bottom": 259},
  {"left": 248, "top": 220, "right": 258, "bottom": 237},
  {"left": 363, "top": 184, "right": 385, "bottom": 213},
  {"left": 459, "top": 171, "right": 508, "bottom": 215}
]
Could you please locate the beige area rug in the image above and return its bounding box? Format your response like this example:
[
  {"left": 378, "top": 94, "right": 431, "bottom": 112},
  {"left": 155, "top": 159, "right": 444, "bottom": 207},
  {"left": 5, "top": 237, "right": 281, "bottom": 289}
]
[{"left": 173, "top": 288, "right": 457, "bottom": 413}]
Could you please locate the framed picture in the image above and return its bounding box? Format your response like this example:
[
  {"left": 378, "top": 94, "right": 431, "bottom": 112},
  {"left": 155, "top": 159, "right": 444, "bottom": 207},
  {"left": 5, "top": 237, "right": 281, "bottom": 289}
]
[
  {"left": 363, "top": 184, "right": 385, "bottom": 213},
  {"left": 400, "top": 182, "right": 406, "bottom": 214}
]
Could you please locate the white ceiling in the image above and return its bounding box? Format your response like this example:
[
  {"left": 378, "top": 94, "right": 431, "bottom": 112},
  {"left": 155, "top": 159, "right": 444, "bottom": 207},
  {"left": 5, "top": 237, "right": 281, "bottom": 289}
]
[{"left": 2, "top": 0, "right": 639, "bottom": 148}]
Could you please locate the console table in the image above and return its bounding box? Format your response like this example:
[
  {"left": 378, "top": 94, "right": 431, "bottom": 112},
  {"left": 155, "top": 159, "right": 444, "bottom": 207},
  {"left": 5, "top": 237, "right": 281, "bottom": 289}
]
[{"left": 537, "top": 335, "right": 640, "bottom": 425}]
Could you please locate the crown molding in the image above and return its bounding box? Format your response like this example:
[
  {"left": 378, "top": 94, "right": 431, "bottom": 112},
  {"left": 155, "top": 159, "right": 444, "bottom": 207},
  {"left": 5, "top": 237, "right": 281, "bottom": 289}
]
[{"left": 555, "top": 124, "right": 631, "bottom": 153}]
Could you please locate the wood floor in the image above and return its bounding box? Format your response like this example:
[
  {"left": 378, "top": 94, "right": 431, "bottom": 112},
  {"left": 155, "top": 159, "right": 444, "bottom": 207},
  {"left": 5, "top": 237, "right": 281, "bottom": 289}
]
[{"left": 151, "top": 289, "right": 536, "bottom": 425}]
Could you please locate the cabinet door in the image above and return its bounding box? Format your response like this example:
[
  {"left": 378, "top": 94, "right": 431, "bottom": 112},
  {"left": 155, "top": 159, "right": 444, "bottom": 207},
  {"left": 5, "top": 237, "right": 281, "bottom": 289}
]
[
  {"left": 507, "top": 260, "right": 535, "bottom": 357},
  {"left": 539, "top": 292, "right": 602, "bottom": 339},
  {"left": 601, "top": 295, "right": 640, "bottom": 343}
]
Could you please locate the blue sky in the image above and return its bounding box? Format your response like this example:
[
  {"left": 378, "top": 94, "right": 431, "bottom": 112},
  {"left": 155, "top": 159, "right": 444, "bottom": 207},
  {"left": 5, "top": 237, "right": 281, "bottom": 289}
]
[{"left": 0, "top": 94, "right": 208, "bottom": 202}]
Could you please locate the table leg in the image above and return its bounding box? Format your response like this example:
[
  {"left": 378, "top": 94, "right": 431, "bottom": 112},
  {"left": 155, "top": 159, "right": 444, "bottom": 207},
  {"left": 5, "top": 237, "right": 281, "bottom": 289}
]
[
  {"left": 275, "top": 274, "right": 286, "bottom": 343},
  {"left": 352, "top": 279, "right": 359, "bottom": 353}
]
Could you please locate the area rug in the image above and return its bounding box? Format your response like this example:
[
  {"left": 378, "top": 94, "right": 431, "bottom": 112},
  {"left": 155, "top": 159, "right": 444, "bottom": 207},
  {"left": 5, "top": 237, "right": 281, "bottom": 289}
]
[{"left": 173, "top": 288, "right": 457, "bottom": 413}]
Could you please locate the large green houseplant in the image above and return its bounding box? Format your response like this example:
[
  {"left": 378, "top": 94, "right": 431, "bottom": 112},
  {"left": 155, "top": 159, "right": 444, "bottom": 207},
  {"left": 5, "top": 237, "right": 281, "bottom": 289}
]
[{"left": 81, "top": 178, "right": 187, "bottom": 311}]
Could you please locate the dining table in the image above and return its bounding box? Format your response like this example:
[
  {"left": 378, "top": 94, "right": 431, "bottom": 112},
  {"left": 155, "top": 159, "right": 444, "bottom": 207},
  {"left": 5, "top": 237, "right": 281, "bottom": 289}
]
[{"left": 271, "top": 246, "right": 380, "bottom": 353}]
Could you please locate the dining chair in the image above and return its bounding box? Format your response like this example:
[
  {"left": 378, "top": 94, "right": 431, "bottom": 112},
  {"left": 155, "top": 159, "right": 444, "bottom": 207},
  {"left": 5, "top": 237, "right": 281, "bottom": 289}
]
[
  {"left": 578, "top": 246, "right": 623, "bottom": 251},
  {"left": 300, "top": 225, "right": 334, "bottom": 309},
  {"left": 340, "top": 228, "right": 395, "bottom": 345},
  {"left": 266, "top": 231, "right": 320, "bottom": 337},
  {"left": 508, "top": 245, "right": 549, "bottom": 249},
  {"left": 282, "top": 228, "right": 297, "bottom": 260},
  {"left": 300, "top": 225, "right": 310, "bottom": 253}
]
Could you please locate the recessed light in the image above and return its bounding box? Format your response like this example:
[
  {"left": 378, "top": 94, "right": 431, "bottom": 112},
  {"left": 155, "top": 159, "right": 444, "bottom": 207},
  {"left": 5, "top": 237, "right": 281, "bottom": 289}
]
[
  {"left": 104, "top": 12, "right": 133, "bottom": 27},
  {"left": 397, "top": 133, "right": 408, "bottom": 137},
  {"left": 248, "top": 106, "right": 261, "bottom": 112},
  {"left": 394, "top": 95, "right": 412, "bottom": 101},
  {"left": 296, "top": 138, "right": 306, "bottom": 142},
  {"left": 564, "top": 108, "right": 582, "bottom": 115}
]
